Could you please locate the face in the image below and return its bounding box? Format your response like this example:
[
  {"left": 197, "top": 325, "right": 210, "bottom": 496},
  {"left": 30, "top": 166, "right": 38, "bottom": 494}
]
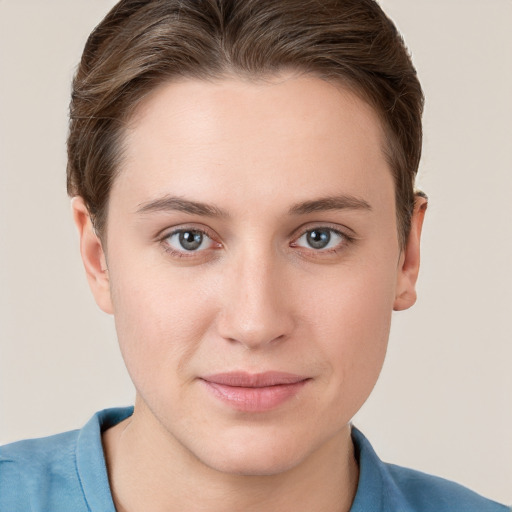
[{"left": 75, "top": 74, "right": 423, "bottom": 476}]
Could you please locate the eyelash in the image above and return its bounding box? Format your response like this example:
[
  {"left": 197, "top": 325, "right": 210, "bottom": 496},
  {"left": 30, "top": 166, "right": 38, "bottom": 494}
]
[
  {"left": 290, "top": 226, "right": 353, "bottom": 255},
  {"left": 160, "top": 226, "right": 220, "bottom": 258},
  {"left": 159, "top": 225, "right": 354, "bottom": 259}
]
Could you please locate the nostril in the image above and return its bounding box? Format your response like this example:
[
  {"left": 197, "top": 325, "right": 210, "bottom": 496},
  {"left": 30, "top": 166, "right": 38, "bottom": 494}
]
[{"left": 215, "top": 261, "right": 296, "bottom": 348}]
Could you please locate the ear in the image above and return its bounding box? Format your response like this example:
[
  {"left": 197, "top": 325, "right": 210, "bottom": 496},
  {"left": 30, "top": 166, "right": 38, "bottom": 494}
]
[
  {"left": 72, "top": 197, "right": 113, "bottom": 314},
  {"left": 393, "top": 194, "right": 428, "bottom": 311}
]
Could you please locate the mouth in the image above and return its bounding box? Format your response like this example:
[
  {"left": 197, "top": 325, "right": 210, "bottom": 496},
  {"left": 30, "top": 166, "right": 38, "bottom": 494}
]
[{"left": 200, "top": 371, "right": 310, "bottom": 412}]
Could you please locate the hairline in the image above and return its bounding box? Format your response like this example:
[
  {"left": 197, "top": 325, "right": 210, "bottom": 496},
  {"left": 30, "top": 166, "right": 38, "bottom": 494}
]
[{"left": 94, "top": 69, "right": 406, "bottom": 247}]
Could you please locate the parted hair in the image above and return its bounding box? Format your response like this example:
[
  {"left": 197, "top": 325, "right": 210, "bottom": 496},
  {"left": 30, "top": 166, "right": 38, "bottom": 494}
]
[{"left": 67, "top": 0, "right": 424, "bottom": 247}]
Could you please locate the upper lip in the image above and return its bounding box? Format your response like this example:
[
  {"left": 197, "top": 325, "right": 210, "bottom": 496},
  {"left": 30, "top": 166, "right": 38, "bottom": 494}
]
[{"left": 201, "top": 371, "right": 309, "bottom": 388}]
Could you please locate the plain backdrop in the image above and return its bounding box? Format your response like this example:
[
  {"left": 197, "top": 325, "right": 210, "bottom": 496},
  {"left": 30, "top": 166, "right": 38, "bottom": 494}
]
[{"left": 0, "top": 0, "right": 511, "bottom": 505}]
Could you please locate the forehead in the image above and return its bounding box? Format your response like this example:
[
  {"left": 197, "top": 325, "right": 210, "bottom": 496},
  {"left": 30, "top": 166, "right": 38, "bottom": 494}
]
[{"left": 113, "top": 74, "right": 393, "bottom": 216}]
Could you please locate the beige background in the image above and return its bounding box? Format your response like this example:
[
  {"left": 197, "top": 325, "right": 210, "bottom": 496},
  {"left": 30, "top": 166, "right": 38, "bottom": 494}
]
[{"left": 0, "top": 0, "right": 511, "bottom": 505}]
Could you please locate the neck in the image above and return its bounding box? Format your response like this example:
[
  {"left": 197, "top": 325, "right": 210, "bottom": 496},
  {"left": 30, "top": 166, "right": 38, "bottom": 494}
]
[{"left": 103, "top": 404, "right": 359, "bottom": 512}]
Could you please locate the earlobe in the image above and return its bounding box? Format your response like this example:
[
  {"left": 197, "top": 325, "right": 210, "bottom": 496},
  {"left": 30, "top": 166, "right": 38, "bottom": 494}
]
[
  {"left": 71, "top": 197, "right": 113, "bottom": 314},
  {"left": 393, "top": 194, "right": 428, "bottom": 311}
]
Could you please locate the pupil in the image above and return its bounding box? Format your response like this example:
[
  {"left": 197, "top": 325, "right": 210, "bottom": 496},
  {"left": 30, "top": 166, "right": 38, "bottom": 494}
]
[
  {"left": 179, "top": 231, "right": 203, "bottom": 251},
  {"left": 307, "top": 229, "right": 330, "bottom": 249}
]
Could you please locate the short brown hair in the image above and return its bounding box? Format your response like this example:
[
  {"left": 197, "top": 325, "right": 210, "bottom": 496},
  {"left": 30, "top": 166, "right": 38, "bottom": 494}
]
[{"left": 67, "top": 0, "right": 424, "bottom": 247}]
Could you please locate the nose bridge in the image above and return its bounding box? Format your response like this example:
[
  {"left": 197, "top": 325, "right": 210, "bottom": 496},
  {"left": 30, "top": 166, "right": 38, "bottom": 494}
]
[{"left": 217, "top": 243, "right": 293, "bottom": 349}]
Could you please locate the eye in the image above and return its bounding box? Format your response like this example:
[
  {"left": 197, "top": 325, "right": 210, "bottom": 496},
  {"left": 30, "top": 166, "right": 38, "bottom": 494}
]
[
  {"left": 293, "top": 228, "right": 346, "bottom": 251},
  {"left": 164, "top": 229, "right": 216, "bottom": 253}
]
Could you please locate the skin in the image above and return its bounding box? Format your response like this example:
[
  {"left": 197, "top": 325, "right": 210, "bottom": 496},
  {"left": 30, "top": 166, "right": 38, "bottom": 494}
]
[{"left": 73, "top": 73, "right": 426, "bottom": 512}]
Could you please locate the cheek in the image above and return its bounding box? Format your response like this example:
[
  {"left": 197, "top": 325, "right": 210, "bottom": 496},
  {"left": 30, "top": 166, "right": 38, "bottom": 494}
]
[
  {"left": 304, "top": 258, "right": 397, "bottom": 409},
  {"left": 107, "top": 261, "right": 216, "bottom": 395}
]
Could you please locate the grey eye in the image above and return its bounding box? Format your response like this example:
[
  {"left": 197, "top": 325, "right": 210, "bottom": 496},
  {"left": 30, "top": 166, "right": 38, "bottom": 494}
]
[
  {"left": 179, "top": 231, "right": 203, "bottom": 250},
  {"left": 166, "top": 230, "right": 212, "bottom": 252},
  {"left": 295, "top": 228, "right": 345, "bottom": 251},
  {"left": 307, "top": 229, "right": 331, "bottom": 249}
]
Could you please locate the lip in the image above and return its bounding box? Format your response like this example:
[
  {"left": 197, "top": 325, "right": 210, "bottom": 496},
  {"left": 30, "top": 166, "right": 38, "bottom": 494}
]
[{"left": 200, "top": 372, "right": 310, "bottom": 412}]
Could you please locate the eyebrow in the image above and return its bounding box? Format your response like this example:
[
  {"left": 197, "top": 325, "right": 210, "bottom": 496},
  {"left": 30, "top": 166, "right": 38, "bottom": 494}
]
[
  {"left": 288, "top": 195, "right": 372, "bottom": 215},
  {"left": 136, "top": 196, "right": 228, "bottom": 217},
  {"left": 135, "top": 193, "right": 372, "bottom": 218}
]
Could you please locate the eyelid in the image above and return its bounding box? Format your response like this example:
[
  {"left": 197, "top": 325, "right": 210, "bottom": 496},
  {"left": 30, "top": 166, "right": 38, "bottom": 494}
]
[
  {"left": 290, "top": 223, "right": 356, "bottom": 252},
  {"left": 157, "top": 222, "right": 219, "bottom": 240},
  {"left": 290, "top": 222, "right": 355, "bottom": 241},
  {"left": 158, "top": 224, "right": 222, "bottom": 256}
]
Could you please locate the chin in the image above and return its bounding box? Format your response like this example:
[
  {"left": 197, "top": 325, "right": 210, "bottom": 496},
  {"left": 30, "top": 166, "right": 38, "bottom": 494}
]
[
  {"left": 205, "top": 447, "right": 305, "bottom": 477},
  {"left": 190, "top": 426, "right": 321, "bottom": 477}
]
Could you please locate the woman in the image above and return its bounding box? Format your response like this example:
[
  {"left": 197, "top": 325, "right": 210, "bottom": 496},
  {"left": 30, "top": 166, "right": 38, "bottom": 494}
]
[{"left": 0, "top": 1, "right": 509, "bottom": 511}]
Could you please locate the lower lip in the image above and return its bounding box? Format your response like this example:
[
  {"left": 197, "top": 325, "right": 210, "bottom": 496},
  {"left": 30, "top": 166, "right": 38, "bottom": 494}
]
[{"left": 201, "top": 380, "right": 309, "bottom": 412}]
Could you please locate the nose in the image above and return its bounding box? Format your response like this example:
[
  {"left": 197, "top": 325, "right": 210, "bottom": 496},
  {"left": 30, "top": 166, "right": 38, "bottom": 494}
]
[{"left": 216, "top": 249, "right": 295, "bottom": 350}]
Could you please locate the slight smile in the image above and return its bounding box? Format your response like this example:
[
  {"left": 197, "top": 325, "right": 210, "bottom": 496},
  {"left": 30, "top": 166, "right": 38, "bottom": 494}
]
[{"left": 200, "top": 372, "right": 311, "bottom": 413}]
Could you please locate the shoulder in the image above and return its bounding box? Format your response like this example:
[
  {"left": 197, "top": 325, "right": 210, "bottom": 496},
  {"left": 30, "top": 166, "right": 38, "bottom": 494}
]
[
  {"left": 351, "top": 426, "right": 510, "bottom": 512},
  {"left": 384, "top": 463, "right": 510, "bottom": 512},
  {"left": 0, "top": 407, "right": 131, "bottom": 512},
  {"left": 0, "top": 429, "right": 84, "bottom": 511},
  {"left": 1, "top": 428, "right": 79, "bottom": 465}
]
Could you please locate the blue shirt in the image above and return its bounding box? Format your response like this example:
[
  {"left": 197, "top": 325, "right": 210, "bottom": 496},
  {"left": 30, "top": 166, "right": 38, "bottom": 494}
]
[{"left": 0, "top": 407, "right": 509, "bottom": 512}]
